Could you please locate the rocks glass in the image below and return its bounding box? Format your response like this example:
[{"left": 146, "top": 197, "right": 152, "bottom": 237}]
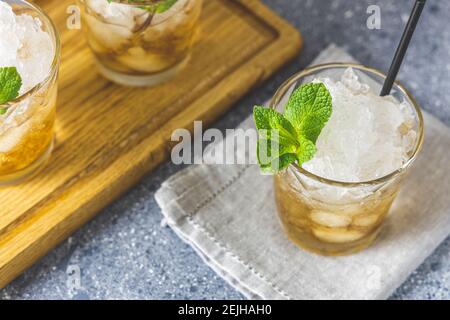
[
  {"left": 78, "top": 0, "right": 203, "bottom": 86},
  {"left": 0, "top": 0, "right": 60, "bottom": 185},
  {"left": 272, "top": 64, "right": 424, "bottom": 256}
]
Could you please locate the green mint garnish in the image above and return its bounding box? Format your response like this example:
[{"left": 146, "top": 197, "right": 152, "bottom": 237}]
[
  {"left": 155, "top": 0, "right": 178, "bottom": 13},
  {"left": 253, "top": 83, "right": 332, "bottom": 173},
  {"left": 107, "top": 0, "right": 178, "bottom": 13},
  {"left": 284, "top": 83, "right": 333, "bottom": 143},
  {"left": 0, "top": 67, "right": 22, "bottom": 114}
]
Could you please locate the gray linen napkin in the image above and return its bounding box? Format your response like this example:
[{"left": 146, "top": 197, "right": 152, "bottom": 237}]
[{"left": 155, "top": 44, "right": 450, "bottom": 300}]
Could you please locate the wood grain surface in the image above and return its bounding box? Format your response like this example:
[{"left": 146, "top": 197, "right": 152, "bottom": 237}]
[{"left": 0, "top": 0, "right": 302, "bottom": 288}]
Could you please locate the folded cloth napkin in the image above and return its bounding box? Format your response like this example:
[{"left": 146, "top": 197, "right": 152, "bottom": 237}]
[{"left": 155, "top": 44, "right": 450, "bottom": 300}]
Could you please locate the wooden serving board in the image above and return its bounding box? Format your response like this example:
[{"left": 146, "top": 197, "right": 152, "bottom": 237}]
[{"left": 0, "top": 0, "right": 302, "bottom": 288}]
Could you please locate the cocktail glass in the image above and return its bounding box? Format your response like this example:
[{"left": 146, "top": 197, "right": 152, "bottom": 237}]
[
  {"left": 271, "top": 63, "right": 424, "bottom": 256},
  {"left": 0, "top": 0, "right": 60, "bottom": 185},
  {"left": 78, "top": 0, "right": 203, "bottom": 86}
]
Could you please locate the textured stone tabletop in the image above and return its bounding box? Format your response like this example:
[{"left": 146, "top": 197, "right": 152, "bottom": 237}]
[{"left": 2, "top": 0, "right": 450, "bottom": 300}]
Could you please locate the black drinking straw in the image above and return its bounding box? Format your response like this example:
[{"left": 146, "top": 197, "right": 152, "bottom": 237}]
[{"left": 380, "top": 0, "right": 427, "bottom": 96}]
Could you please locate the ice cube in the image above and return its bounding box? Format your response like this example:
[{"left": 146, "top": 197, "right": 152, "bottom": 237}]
[
  {"left": 0, "top": 1, "right": 15, "bottom": 25},
  {"left": 86, "top": 0, "right": 148, "bottom": 30},
  {"left": 341, "top": 67, "right": 370, "bottom": 94},
  {"left": 84, "top": 14, "right": 132, "bottom": 51},
  {"left": 0, "top": 2, "right": 22, "bottom": 66},
  {"left": 15, "top": 15, "right": 54, "bottom": 92},
  {"left": 310, "top": 210, "right": 351, "bottom": 228},
  {"left": 116, "top": 47, "right": 172, "bottom": 73},
  {"left": 352, "top": 213, "right": 379, "bottom": 228},
  {"left": 312, "top": 226, "right": 366, "bottom": 243},
  {"left": 402, "top": 130, "right": 417, "bottom": 155},
  {"left": 0, "top": 120, "right": 31, "bottom": 153}
]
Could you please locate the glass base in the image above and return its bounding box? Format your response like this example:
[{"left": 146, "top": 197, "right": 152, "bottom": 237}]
[
  {"left": 95, "top": 57, "right": 190, "bottom": 87},
  {"left": 0, "top": 137, "right": 54, "bottom": 186},
  {"left": 282, "top": 223, "right": 382, "bottom": 256}
]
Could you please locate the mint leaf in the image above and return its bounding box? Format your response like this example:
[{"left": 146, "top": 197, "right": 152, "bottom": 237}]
[
  {"left": 253, "top": 104, "right": 319, "bottom": 173},
  {"left": 253, "top": 106, "right": 298, "bottom": 146},
  {"left": 285, "top": 83, "right": 332, "bottom": 143},
  {"left": 0, "top": 67, "right": 22, "bottom": 105},
  {"left": 254, "top": 106, "right": 299, "bottom": 173},
  {"left": 252, "top": 82, "right": 332, "bottom": 174},
  {"left": 257, "top": 133, "right": 296, "bottom": 165},
  {"left": 107, "top": 0, "right": 179, "bottom": 13},
  {"left": 257, "top": 137, "right": 297, "bottom": 173},
  {"left": 155, "top": 0, "right": 178, "bottom": 13},
  {"left": 296, "top": 135, "right": 316, "bottom": 165},
  {"left": 257, "top": 135, "right": 315, "bottom": 173}
]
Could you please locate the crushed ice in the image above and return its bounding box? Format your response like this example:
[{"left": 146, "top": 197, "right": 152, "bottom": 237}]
[
  {"left": 302, "top": 67, "right": 418, "bottom": 182},
  {"left": 0, "top": 1, "right": 54, "bottom": 94}
]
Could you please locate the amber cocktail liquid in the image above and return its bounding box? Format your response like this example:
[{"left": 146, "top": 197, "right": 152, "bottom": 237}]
[
  {"left": 271, "top": 65, "right": 424, "bottom": 256},
  {"left": 274, "top": 169, "right": 400, "bottom": 256},
  {"left": 0, "top": 0, "right": 60, "bottom": 185},
  {"left": 79, "top": 0, "right": 202, "bottom": 86}
]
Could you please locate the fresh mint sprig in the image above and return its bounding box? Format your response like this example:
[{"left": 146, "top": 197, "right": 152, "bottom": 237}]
[
  {"left": 0, "top": 67, "right": 22, "bottom": 115},
  {"left": 253, "top": 82, "right": 332, "bottom": 173},
  {"left": 106, "top": 0, "right": 179, "bottom": 13}
]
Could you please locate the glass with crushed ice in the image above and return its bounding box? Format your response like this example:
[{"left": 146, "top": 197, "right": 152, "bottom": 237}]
[
  {"left": 0, "top": 0, "right": 60, "bottom": 185},
  {"left": 78, "top": 0, "right": 203, "bottom": 86},
  {"left": 272, "top": 64, "right": 424, "bottom": 256}
]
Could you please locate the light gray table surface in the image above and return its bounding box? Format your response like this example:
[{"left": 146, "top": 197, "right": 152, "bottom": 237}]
[{"left": 2, "top": 0, "right": 450, "bottom": 300}]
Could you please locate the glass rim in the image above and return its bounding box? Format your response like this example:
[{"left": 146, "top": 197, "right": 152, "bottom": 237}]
[
  {"left": 269, "top": 62, "right": 425, "bottom": 187},
  {"left": 1, "top": 0, "right": 61, "bottom": 108},
  {"left": 79, "top": 0, "right": 192, "bottom": 28},
  {"left": 105, "top": 0, "right": 175, "bottom": 6}
]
